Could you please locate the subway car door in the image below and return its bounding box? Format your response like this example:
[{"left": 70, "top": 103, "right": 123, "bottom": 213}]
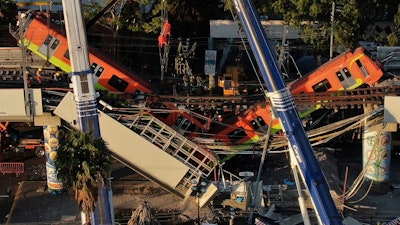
[
  {"left": 336, "top": 67, "right": 356, "bottom": 89},
  {"left": 38, "top": 35, "right": 60, "bottom": 59}
]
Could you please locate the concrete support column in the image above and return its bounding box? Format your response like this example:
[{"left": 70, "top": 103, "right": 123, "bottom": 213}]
[
  {"left": 34, "top": 113, "right": 63, "bottom": 194},
  {"left": 362, "top": 104, "right": 396, "bottom": 191},
  {"left": 362, "top": 128, "right": 391, "bottom": 182},
  {"left": 43, "top": 125, "right": 65, "bottom": 193}
]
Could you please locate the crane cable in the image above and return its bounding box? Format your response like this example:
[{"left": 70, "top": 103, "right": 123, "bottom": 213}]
[
  {"left": 158, "top": 0, "right": 170, "bottom": 81},
  {"left": 226, "top": 1, "right": 267, "bottom": 99}
]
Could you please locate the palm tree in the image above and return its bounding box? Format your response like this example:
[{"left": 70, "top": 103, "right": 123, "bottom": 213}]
[{"left": 55, "top": 129, "right": 111, "bottom": 224}]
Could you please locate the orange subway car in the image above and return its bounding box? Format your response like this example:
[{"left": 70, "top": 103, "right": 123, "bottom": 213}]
[
  {"left": 19, "top": 12, "right": 207, "bottom": 134},
  {"left": 289, "top": 47, "right": 383, "bottom": 94},
  {"left": 21, "top": 13, "right": 155, "bottom": 95},
  {"left": 212, "top": 47, "right": 384, "bottom": 145}
]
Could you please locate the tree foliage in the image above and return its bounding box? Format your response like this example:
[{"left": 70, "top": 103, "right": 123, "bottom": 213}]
[
  {"left": 2, "top": 0, "right": 400, "bottom": 49},
  {"left": 84, "top": 0, "right": 226, "bottom": 36},
  {"left": 394, "top": 5, "right": 400, "bottom": 31},
  {"left": 387, "top": 33, "right": 399, "bottom": 46},
  {"left": 264, "top": 0, "right": 398, "bottom": 51},
  {"left": 0, "top": 0, "right": 17, "bottom": 24},
  {"left": 55, "top": 129, "right": 111, "bottom": 224},
  {"left": 222, "top": 0, "right": 400, "bottom": 52}
]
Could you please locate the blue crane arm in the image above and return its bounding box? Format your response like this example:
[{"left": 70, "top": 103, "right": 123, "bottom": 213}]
[{"left": 232, "top": 1, "right": 343, "bottom": 224}]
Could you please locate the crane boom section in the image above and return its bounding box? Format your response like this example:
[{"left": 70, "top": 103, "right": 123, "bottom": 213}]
[
  {"left": 61, "top": 1, "right": 112, "bottom": 224},
  {"left": 62, "top": 0, "right": 97, "bottom": 102},
  {"left": 232, "top": 1, "right": 344, "bottom": 224},
  {"left": 61, "top": 0, "right": 101, "bottom": 138}
]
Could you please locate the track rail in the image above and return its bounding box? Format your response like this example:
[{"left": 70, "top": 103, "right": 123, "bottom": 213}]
[
  {"left": 291, "top": 85, "right": 400, "bottom": 108},
  {"left": 39, "top": 81, "right": 400, "bottom": 116},
  {"left": 156, "top": 84, "right": 400, "bottom": 109}
]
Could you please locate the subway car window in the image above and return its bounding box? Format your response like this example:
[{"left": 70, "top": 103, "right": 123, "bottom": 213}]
[
  {"left": 63, "top": 50, "right": 70, "bottom": 60},
  {"left": 91, "top": 63, "right": 104, "bottom": 78},
  {"left": 356, "top": 59, "right": 370, "bottom": 77},
  {"left": 251, "top": 119, "right": 259, "bottom": 130},
  {"left": 50, "top": 39, "right": 60, "bottom": 50},
  {"left": 228, "top": 128, "right": 247, "bottom": 143},
  {"left": 108, "top": 75, "right": 128, "bottom": 92},
  {"left": 312, "top": 79, "right": 332, "bottom": 92},
  {"left": 44, "top": 35, "right": 53, "bottom": 45},
  {"left": 250, "top": 116, "right": 266, "bottom": 131},
  {"left": 176, "top": 117, "right": 195, "bottom": 133},
  {"left": 343, "top": 68, "right": 352, "bottom": 78},
  {"left": 94, "top": 67, "right": 104, "bottom": 78},
  {"left": 336, "top": 71, "right": 344, "bottom": 81},
  {"left": 90, "top": 63, "right": 97, "bottom": 72},
  {"left": 336, "top": 68, "right": 352, "bottom": 81},
  {"left": 257, "top": 116, "right": 266, "bottom": 126}
]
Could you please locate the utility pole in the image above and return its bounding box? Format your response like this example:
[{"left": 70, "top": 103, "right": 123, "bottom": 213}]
[
  {"left": 330, "top": 1, "right": 335, "bottom": 60},
  {"left": 19, "top": 11, "right": 31, "bottom": 118},
  {"left": 61, "top": 0, "right": 114, "bottom": 224}
]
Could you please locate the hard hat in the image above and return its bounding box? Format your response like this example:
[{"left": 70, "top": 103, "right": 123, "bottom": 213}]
[
  {"left": 38, "top": 68, "right": 42, "bottom": 71},
  {"left": 25, "top": 70, "right": 29, "bottom": 74},
  {"left": 55, "top": 72, "right": 60, "bottom": 76}
]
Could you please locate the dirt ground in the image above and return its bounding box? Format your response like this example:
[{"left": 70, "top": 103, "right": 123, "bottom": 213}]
[{"left": 110, "top": 161, "right": 217, "bottom": 224}]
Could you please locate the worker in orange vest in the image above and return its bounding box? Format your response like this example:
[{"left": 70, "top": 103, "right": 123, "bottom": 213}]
[
  {"left": 36, "top": 68, "right": 43, "bottom": 84},
  {"left": 53, "top": 72, "right": 61, "bottom": 81}
]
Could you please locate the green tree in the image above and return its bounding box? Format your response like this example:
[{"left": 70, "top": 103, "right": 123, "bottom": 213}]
[
  {"left": 395, "top": 5, "right": 400, "bottom": 29},
  {"left": 55, "top": 130, "right": 111, "bottom": 224},
  {"left": 83, "top": 0, "right": 161, "bottom": 35},
  {"left": 266, "top": 0, "right": 398, "bottom": 51},
  {"left": 84, "top": 0, "right": 127, "bottom": 55},
  {"left": 393, "top": 4, "right": 400, "bottom": 45},
  {"left": 84, "top": 0, "right": 226, "bottom": 36},
  {"left": 387, "top": 33, "right": 399, "bottom": 46}
]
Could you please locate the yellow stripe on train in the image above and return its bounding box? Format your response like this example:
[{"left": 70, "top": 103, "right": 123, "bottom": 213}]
[{"left": 22, "top": 38, "right": 108, "bottom": 91}]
